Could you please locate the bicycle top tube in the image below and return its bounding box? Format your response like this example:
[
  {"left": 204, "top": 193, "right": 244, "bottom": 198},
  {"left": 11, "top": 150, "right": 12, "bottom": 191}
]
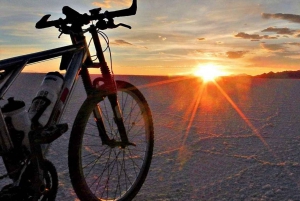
[
  {"left": 35, "top": 0, "right": 136, "bottom": 35},
  {"left": 0, "top": 44, "right": 84, "bottom": 70}
]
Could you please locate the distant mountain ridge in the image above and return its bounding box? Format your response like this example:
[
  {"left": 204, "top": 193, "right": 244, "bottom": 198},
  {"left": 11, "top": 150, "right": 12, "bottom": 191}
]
[{"left": 253, "top": 70, "right": 300, "bottom": 79}]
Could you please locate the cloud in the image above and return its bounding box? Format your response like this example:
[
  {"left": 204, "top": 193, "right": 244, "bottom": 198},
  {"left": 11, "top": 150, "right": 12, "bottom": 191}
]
[
  {"left": 235, "top": 32, "right": 261, "bottom": 40},
  {"left": 248, "top": 55, "right": 300, "bottom": 71},
  {"left": 285, "top": 42, "right": 300, "bottom": 46},
  {"left": 234, "top": 32, "right": 277, "bottom": 40},
  {"left": 197, "top": 38, "right": 205, "bottom": 41},
  {"left": 261, "top": 27, "right": 297, "bottom": 35},
  {"left": 93, "top": 0, "right": 131, "bottom": 8},
  {"left": 260, "top": 43, "right": 285, "bottom": 52},
  {"left": 1, "top": 22, "right": 36, "bottom": 37},
  {"left": 110, "top": 39, "right": 148, "bottom": 49},
  {"left": 158, "top": 36, "right": 167, "bottom": 41},
  {"left": 226, "top": 51, "right": 248, "bottom": 59},
  {"left": 262, "top": 13, "right": 300, "bottom": 23},
  {"left": 111, "top": 39, "right": 133, "bottom": 46}
]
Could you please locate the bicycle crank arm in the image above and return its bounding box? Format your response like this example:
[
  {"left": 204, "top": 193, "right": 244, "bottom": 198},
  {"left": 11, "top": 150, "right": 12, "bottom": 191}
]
[{"left": 33, "top": 123, "right": 68, "bottom": 144}]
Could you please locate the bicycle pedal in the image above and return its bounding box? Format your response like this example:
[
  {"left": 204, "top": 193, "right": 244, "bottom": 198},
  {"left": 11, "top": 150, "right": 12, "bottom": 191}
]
[{"left": 34, "top": 123, "right": 68, "bottom": 144}]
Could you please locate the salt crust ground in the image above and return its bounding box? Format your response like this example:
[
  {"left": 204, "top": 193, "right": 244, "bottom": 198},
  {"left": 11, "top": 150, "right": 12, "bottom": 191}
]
[{"left": 1, "top": 74, "right": 300, "bottom": 201}]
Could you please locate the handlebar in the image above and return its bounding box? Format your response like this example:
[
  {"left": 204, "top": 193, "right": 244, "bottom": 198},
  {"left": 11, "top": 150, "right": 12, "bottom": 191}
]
[{"left": 36, "top": 0, "right": 137, "bottom": 31}]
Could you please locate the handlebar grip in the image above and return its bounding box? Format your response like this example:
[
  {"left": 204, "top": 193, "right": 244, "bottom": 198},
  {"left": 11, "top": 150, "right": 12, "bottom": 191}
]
[
  {"left": 62, "top": 6, "right": 90, "bottom": 25},
  {"left": 36, "top": 14, "right": 58, "bottom": 29},
  {"left": 106, "top": 0, "right": 137, "bottom": 18},
  {"left": 62, "top": 6, "right": 81, "bottom": 18}
]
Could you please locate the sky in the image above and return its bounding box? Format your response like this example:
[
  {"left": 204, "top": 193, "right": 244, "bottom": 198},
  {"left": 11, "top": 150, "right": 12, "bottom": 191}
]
[{"left": 1, "top": 0, "right": 300, "bottom": 76}]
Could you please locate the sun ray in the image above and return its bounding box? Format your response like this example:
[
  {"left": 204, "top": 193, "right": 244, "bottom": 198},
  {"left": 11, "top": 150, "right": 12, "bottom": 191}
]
[
  {"left": 136, "top": 76, "right": 192, "bottom": 89},
  {"left": 182, "top": 82, "right": 206, "bottom": 146},
  {"left": 132, "top": 74, "right": 276, "bottom": 165},
  {"left": 178, "top": 81, "right": 207, "bottom": 168},
  {"left": 213, "top": 81, "right": 271, "bottom": 148}
]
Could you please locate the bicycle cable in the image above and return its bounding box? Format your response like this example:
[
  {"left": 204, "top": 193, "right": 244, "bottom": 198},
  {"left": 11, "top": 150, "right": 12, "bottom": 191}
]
[
  {"left": 87, "top": 37, "right": 98, "bottom": 62},
  {"left": 97, "top": 30, "right": 114, "bottom": 76}
]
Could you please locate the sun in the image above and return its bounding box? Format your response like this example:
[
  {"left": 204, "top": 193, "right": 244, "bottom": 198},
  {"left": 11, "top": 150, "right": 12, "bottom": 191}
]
[{"left": 193, "top": 63, "right": 226, "bottom": 82}]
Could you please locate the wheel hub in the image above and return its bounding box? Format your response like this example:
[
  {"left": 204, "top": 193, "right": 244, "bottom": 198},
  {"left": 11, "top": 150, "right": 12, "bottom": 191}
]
[{"left": 105, "top": 139, "right": 136, "bottom": 148}]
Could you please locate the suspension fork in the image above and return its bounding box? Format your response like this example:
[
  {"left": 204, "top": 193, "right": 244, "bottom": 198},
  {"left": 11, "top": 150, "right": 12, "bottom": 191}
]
[
  {"left": 88, "top": 25, "right": 130, "bottom": 146},
  {"left": 80, "top": 67, "right": 110, "bottom": 144}
]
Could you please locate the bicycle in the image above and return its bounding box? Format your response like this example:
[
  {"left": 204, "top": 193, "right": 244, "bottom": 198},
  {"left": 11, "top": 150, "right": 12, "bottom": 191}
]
[{"left": 0, "top": 0, "right": 154, "bottom": 200}]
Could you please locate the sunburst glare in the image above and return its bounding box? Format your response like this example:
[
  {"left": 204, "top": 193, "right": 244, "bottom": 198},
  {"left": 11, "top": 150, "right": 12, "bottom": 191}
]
[{"left": 193, "top": 63, "right": 227, "bottom": 82}]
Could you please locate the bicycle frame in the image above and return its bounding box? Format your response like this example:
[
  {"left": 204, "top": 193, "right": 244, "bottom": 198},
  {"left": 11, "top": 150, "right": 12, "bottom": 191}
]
[{"left": 0, "top": 24, "right": 130, "bottom": 155}]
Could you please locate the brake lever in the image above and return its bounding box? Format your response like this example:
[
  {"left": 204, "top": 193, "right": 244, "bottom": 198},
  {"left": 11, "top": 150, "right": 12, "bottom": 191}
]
[
  {"left": 106, "top": 18, "right": 131, "bottom": 29},
  {"left": 36, "top": 14, "right": 51, "bottom": 29},
  {"left": 118, "top": 23, "right": 131, "bottom": 29},
  {"left": 96, "top": 18, "right": 131, "bottom": 30}
]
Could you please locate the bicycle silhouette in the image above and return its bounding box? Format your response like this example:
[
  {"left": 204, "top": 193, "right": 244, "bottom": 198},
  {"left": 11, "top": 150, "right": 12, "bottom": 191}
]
[{"left": 0, "top": 0, "right": 154, "bottom": 200}]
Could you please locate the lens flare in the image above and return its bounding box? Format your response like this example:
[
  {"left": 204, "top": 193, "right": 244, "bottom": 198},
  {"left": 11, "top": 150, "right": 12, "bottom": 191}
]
[{"left": 194, "top": 63, "right": 226, "bottom": 82}]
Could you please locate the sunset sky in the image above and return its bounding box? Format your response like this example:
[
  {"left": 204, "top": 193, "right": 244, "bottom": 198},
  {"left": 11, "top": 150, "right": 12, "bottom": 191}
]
[{"left": 1, "top": 0, "right": 300, "bottom": 76}]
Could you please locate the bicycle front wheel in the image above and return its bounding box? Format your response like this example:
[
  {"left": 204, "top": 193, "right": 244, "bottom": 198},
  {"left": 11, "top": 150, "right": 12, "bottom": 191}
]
[{"left": 68, "top": 80, "right": 154, "bottom": 201}]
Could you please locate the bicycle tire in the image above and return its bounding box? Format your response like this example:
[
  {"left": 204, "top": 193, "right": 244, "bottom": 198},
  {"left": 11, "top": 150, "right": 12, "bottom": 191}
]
[{"left": 68, "top": 80, "right": 154, "bottom": 201}]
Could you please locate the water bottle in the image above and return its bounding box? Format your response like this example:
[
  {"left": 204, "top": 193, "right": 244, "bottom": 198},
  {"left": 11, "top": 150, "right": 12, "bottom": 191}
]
[
  {"left": 2, "top": 97, "right": 31, "bottom": 150},
  {"left": 28, "top": 72, "right": 64, "bottom": 128}
]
